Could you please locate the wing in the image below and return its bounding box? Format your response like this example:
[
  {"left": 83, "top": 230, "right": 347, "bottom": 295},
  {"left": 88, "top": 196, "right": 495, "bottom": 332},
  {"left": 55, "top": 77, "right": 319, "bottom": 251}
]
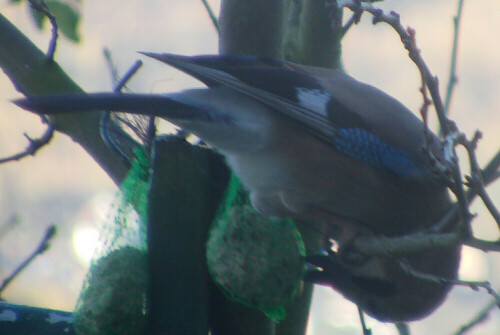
[
  {"left": 142, "top": 52, "right": 337, "bottom": 145},
  {"left": 143, "top": 53, "right": 439, "bottom": 179}
]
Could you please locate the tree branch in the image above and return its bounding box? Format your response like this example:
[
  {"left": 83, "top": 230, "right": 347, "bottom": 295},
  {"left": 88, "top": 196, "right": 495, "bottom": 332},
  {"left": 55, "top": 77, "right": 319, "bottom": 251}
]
[
  {"left": 338, "top": 0, "right": 499, "bottom": 251},
  {"left": 0, "top": 301, "right": 74, "bottom": 334},
  {"left": 0, "top": 225, "right": 56, "bottom": 295},
  {"left": 453, "top": 299, "right": 499, "bottom": 335},
  {"left": 0, "top": 117, "right": 54, "bottom": 164},
  {"left": 0, "top": 13, "right": 129, "bottom": 185},
  {"left": 443, "top": 0, "right": 464, "bottom": 119},
  {"left": 27, "top": 0, "right": 59, "bottom": 61}
]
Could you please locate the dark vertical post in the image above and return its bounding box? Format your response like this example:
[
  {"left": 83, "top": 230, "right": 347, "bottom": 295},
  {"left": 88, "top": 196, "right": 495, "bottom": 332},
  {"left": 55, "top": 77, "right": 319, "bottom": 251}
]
[{"left": 146, "top": 137, "right": 229, "bottom": 335}]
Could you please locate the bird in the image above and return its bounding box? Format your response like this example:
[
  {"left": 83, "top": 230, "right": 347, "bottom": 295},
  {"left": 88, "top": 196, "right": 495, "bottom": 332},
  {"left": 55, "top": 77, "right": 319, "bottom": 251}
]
[{"left": 15, "top": 53, "right": 461, "bottom": 322}]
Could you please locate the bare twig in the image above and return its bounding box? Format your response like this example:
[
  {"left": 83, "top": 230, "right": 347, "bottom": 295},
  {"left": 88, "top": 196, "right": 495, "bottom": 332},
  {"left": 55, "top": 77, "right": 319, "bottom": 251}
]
[
  {"left": 338, "top": 0, "right": 475, "bottom": 238},
  {"left": 0, "top": 225, "right": 57, "bottom": 295},
  {"left": 341, "top": 13, "right": 358, "bottom": 37},
  {"left": 442, "top": 125, "right": 472, "bottom": 237},
  {"left": 103, "top": 48, "right": 120, "bottom": 88},
  {"left": 429, "top": 147, "right": 500, "bottom": 234},
  {"left": 472, "top": 185, "right": 500, "bottom": 228},
  {"left": 351, "top": 223, "right": 500, "bottom": 256},
  {"left": 113, "top": 60, "right": 157, "bottom": 155},
  {"left": 357, "top": 305, "right": 372, "bottom": 335},
  {"left": 28, "top": 0, "right": 58, "bottom": 61},
  {"left": 113, "top": 60, "right": 143, "bottom": 92},
  {"left": 453, "top": 299, "right": 498, "bottom": 335},
  {"left": 99, "top": 57, "right": 145, "bottom": 168},
  {"left": 0, "top": 118, "right": 54, "bottom": 164},
  {"left": 103, "top": 49, "right": 144, "bottom": 92},
  {"left": 398, "top": 260, "right": 500, "bottom": 306},
  {"left": 0, "top": 301, "right": 75, "bottom": 334},
  {"left": 347, "top": 145, "right": 500, "bottom": 256},
  {"left": 200, "top": 0, "right": 220, "bottom": 33},
  {"left": 330, "top": 2, "right": 500, "bottom": 304},
  {"left": 481, "top": 148, "right": 500, "bottom": 186},
  {"left": 443, "top": 0, "right": 465, "bottom": 119},
  {"left": 353, "top": 232, "right": 459, "bottom": 256},
  {"left": 417, "top": 70, "right": 453, "bottom": 184},
  {"left": 395, "top": 322, "right": 411, "bottom": 335},
  {"left": 445, "top": 281, "right": 500, "bottom": 305},
  {"left": 460, "top": 132, "right": 500, "bottom": 229},
  {"left": 325, "top": 1, "right": 500, "bottom": 260},
  {"left": 464, "top": 237, "right": 500, "bottom": 252}
]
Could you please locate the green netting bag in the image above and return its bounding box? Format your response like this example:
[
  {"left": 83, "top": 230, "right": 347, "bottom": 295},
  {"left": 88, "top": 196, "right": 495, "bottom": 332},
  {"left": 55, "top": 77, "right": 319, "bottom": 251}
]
[
  {"left": 73, "top": 149, "right": 149, "bottom": 335},
  {"left": 207, "top": 176, "right": 307, "bottom": 322}
]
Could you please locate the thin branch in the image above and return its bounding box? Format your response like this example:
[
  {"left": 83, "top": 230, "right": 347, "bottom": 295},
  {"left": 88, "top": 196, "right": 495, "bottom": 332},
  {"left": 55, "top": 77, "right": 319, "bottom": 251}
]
[
  {"left": 112, "top": 59, "right": 157, "bottom": 155},
  {"left": 453, "top": 299, "right": 498, "bottom": 335},
  {"left": 103, "top": 48, "right": 144, "bottom": 92},
  {"left": 338, "top": 0, "right": 475, "bottom": 239},
  {"left": 337, "top": 0, "right": 451, "bottom": 135},
  {"left": 113, "top": 60, "right": 143, "bottom": 92},
  {"left": 103, "top": 48, "right": 120, "bottom": 88},
  {"left": 350, "top": 161, "right": 500, "bottom": 257},
  {"left": 482, "top": 148, "right": 500, "bottom": 185},
  {"left": 0, "top": 225, "right": 56, "bottom": 295},
  {"left": 351, "top": 224, "right": 499, "bottom": 257},
  {"left": 398, "top": 260, "right": 500, "bottom": 306},
  {"left": 28, "top": 0, "right": 58, "bottom": 61},
  {"left": 417, "top": 68, "right": 452, "bottom": 184},
  {"left": 0, "top": 118, "right": 54, "bottom": 164},
  {"left": 430, "top": 147, "right": 500, "bottom": 234},
  {"left": 472, "top": 185, "right": 500, "bottom": 229},
  {"left": 460, "top": 132, "right": 500, "bottom": 229},
  {"left": 408, "top": 22, "right": 473, "bottom": 238},
  {"left": 443, "top": 124, "right": 472, "bottom": 237},
  {"left": 341, "top": 13, "right": 358, "bottom": 37},
  {"left": 464, "top": 237, "right": 500, "bottom": 252},
  {"left": 444, "top": 281, "right": 500, "bottom": 304},
  {"left": 0, "top": 301, "right": 75, "bottom": 334},
  {"left": 351, "top": 133, "right": 498, "bottom": 256},
  {"left": 100, "top": 58, "right": 145, "bottom": 168},
  {"left": 357, "top": 305, "right": 372, "bottom": 335},
  {"left": 353, "top": 232, "right": 460, "bottom": 256},
  {"left": 200, "top": 0, "right": 220, "bottom": 34},
  {"left": 349, "top": 138, "right": 500, "bottom": 256},
  {"left": 395, "top": 322, "right": 411, "bottom": 335},
  {"left": 443, "top": 0, "right": 464, "bottom": 118},
  {"left": 1, "top": 13, "right": 130, "bottom": 184}
]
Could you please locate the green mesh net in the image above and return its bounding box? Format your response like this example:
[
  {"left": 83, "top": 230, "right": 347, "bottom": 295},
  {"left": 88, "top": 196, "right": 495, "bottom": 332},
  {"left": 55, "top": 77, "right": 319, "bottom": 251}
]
[
  {"left": 207, "top": 175, "right": 306, "bottom": 322},
  {"left": 73, "top": 149, "right": 149, "bottom": 335},
  {"left": 73, "top": 145, "right": 307, "bottom": 332}
]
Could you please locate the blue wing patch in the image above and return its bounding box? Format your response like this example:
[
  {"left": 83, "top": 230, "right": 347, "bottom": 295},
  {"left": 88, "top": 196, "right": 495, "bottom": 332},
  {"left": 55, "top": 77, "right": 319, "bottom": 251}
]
[{"left": 333, "top": 128, "right": 428, "bottom": 179}]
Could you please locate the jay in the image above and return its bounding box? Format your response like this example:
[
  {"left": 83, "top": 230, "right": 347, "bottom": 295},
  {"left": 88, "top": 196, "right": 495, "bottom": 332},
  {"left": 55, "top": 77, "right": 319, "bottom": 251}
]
[{"left": 15, "top": 53, "right": 461, "bottom": 322}]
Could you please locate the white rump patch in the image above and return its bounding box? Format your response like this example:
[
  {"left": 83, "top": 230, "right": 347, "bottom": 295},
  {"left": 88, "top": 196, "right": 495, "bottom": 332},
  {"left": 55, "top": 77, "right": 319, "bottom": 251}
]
[{"left": 295, "top": 87, "right": 331, "bottom": 116}]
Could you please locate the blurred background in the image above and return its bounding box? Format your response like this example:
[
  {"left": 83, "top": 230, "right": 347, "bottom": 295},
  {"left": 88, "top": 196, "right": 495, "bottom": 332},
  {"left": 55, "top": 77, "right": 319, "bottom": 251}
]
[{"left": 0, "top": 0, "right": 499, "bottom": 334}]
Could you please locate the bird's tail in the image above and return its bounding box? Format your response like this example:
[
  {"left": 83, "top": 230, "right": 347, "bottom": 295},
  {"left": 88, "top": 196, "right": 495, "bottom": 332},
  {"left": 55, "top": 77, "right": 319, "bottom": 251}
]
[
  {"left": 14, "top": 90, "right": 272, "bottom": 152},
  {"left": 14, "top": 92, "right": 211, "bottom": 121}
]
